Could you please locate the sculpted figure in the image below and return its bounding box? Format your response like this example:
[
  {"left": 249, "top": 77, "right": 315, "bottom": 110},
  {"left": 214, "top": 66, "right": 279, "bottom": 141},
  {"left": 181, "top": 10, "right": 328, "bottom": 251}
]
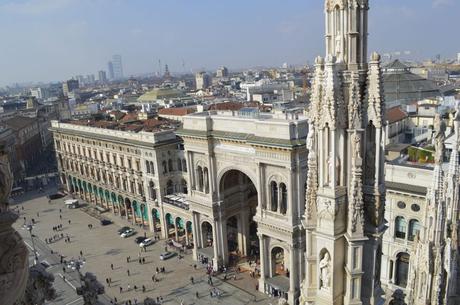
[
  {"left": 319, "top": 252, "right": 331, "bottom": 289},
  {"left": 0, "top": 146, "right": 13, "bottom": 212}
]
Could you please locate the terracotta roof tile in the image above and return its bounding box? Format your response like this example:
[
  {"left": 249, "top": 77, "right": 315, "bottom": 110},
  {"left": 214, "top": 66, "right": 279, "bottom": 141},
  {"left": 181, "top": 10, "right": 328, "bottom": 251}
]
[
  {"left": 158, "top": 108, "right": 195, "bottom": 116},
  {"left": 385, "top": 107, "right": 407, "bottom": 124}
]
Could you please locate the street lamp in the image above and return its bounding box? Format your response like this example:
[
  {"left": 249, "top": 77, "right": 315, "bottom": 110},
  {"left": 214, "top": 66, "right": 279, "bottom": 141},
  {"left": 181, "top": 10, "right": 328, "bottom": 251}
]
[{"left": 27, "top": 224, "right": 38, "bottom": 265}]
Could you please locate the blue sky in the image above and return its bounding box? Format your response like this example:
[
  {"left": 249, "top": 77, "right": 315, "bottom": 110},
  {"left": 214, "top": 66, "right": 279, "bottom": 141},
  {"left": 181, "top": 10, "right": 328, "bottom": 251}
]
[{"left": 0, "top": 0, "right": 458, "bottom": 86}]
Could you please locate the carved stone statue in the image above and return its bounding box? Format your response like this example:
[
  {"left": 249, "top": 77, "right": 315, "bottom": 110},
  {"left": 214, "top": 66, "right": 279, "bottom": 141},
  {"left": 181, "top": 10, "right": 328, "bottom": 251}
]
[
  {"left": 307, "top": 123, "right": 315, "bottom": 152},
  {"left": 328, "top": 154, "right": 334, "bottom": 186},
  {"left": 0, "top": 145, "right": 13, "bottom": 213},
  {"left": 319, "top": 252, "right": 331, "bottom": 289}
]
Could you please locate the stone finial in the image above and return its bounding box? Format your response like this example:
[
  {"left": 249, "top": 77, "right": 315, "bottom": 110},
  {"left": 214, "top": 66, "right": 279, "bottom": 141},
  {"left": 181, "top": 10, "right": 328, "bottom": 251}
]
[
  {"left": 370, "top": 52, "right": 381, "bottom": 62},
  {"left": 325, "top": 54, "right": 336, "bottom": 64},
  {"left": 315, "top": 56, "right": 325, "bottom": 65}
]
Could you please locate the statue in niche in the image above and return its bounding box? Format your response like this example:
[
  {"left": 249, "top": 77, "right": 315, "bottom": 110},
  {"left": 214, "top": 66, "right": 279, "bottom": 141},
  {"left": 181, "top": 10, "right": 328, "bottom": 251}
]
[
  {"left": 335, "top": 33, "right": 342, "bottom": 58},
  {"left": 328, "top": 154, "right": 334, "bottom": 186},
  {"left": 319, "top": 252, "right": 331, "bottom": 289},
  {"left": 307, "top": 123, "right": 315, "bottom": 152}
]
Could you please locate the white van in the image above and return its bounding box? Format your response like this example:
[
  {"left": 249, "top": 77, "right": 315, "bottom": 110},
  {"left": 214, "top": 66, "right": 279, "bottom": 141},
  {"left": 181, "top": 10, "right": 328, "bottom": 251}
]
[{"left": 65, "top": 199, "right": 79, "bottom": 209}]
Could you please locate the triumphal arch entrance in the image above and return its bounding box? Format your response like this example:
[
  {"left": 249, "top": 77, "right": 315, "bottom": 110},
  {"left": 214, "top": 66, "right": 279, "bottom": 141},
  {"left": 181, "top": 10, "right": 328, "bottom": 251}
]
[{"left": 177, "top": 108, "right": 308, "bottom": 303}]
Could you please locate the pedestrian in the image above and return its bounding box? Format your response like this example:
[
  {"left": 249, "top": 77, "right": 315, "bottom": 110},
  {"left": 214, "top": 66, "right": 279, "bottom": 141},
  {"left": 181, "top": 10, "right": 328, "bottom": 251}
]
[
  {"left": 63, "top": 267, "right": 66, "bottom": 273},
  {"left": 59, "top": 209, "right": 62, "bottom": 213},
  {"left": 63, "top": 275, "right": 65, "bottom": 282},
  {"left": 111, "top": 263, "right": 114, "bottom": 270},
  {"left": 80, "top": 250, "right": 83, "bottom": 256},
  {"left": 60, "top": 215, "right": 62, "bottom": 220},
  {"left": 142, "top": 257, "right": 145, "bottom": 264},
  {"left": 119, "top": 287, "right": 122, "bottom": 293},
  {"left": 134, "top": 285, "right": 137, "bottom": 291},
  {"left": 142, "top": 285, "right": 146, "bottom": 293},
  {"left": 196, "top": 291, "right": 199, "bottom": 299},
  {"left": 127, "top": 269, "right": 130, "bottom": 276},
  {"left": 233, "top": 275, "right": 237, "bottom": 280},
  {"left": 68, "top": 219, "right": 71, "bottom": 224},
  {"left": 190, "top": 276, "right": 194, "bottom": 284},
  {"left": 152, "top": 275, "right": 155, "bottom": 282},
  {"left": 114, "top": 297, "right": 118, "bottom": 304},
  {"left": 156, "top": 267, "right": 159, "bottom": 273},
  {"left": 127, "top": 284, "right": 131, "bottom": 291}
]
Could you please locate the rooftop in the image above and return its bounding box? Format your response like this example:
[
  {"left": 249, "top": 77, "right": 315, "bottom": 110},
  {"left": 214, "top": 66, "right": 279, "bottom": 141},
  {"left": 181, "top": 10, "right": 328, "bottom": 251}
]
[
  {"left": 62, "top": 114, "right": 178, "bottom": 134},
  {"left": 385, "top": 107, "right": 408, "bottom": 123},
  {"left": 2, "top": 116, "right": 37, "bottom": 130}
]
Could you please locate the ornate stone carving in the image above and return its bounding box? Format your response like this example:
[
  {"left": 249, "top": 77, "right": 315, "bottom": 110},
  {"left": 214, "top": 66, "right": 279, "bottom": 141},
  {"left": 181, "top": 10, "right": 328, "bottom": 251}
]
[
  {"left": 348, "top": 72, "right": 362, "bottom": 129},
  {"left": 366, "top": 52, "right": 384, "bottom": 128},
  {"left": 433, "top": 113, "right": 446, "bottom": 165},
  {"left": 317, "top": 199, "right": 338, "bottom": 221},
  {"left": 0, "top": 145, "right": 13, "bottom": 213}
]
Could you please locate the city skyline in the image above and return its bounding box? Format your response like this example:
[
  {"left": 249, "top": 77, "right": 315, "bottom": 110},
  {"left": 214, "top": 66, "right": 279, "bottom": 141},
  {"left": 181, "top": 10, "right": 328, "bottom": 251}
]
[{"left": 0, "top": 0, "right": 459, "bottom": 87}]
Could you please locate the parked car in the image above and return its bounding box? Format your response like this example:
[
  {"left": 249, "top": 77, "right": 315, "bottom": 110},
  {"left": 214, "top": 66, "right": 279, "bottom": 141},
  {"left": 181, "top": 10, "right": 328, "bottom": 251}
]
[
  {"left": 139, "top": 238, "right": 155, "bottom": 248},
  {"left": 120, "top": 229, "right": 136, "bottom": 238},
  {"left": 100, "top": 219, "right": 112, "bottom": 226},
  {"left": 159, "top": 251, "right": 177, "bottom": 260},
  {"left": 134, "top": 236, "right": 146, "bottom": 244},
  {"left": 117, "top": 226, "right": 131, "bottom": 234}
]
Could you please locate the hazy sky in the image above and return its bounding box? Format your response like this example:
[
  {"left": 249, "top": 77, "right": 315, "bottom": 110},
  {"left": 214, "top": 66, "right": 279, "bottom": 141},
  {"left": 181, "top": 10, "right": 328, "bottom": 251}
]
[{"left": 0, "top": 0, "right": 458, "bottom": 86}]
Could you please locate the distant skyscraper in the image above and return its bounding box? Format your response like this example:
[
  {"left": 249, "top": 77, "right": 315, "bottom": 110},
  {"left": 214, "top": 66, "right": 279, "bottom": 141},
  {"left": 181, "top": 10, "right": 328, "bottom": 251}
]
[
  {"left": 216, "top": 66, "right": 229, "bottom": 78},
  {"left": 164, "top": 64, "right": 171, "bottom": 79},
  {"left": 457, "top": 52, "right": 460, "bottom": 64},
  {"left": 195, "top": 71, "right": 211, "bottom": 90},
  {"left": 112, "top": 55, "right": 123, "bottom": 80},
  {"left": 107, "top": 61, "right": 115, "bottom": 80},
  {"left": 98, "top": 70, "right": 107, "bottom": 83},
  {"left": 62, "top": 79, "right": 79, "bottom": 97}
]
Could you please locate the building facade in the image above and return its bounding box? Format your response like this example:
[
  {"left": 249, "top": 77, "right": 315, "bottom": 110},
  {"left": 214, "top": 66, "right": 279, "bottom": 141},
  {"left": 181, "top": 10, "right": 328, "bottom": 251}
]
[
  {"left": 50, "top": 121, "right": 189, "bottom": 240},
  {"left": 178, "top": 109, "right": 308, "bottom": 304},
  {"left": 380, "top": 162, "right": 432, "bottom": 294}
]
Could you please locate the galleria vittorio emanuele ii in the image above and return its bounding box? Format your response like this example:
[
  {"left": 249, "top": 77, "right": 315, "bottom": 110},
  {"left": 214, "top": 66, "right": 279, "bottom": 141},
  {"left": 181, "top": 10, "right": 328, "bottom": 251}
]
[{"left": 0, "top": 1, "right": 458, "bottom": 305}]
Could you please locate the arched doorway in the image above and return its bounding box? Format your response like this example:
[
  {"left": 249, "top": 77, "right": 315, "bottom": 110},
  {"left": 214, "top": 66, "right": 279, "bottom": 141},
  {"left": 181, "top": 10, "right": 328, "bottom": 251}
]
[
  {"left": 176, "top": 217, "right": 185, "bottom": 241},
  {"left": 186, "top": 221, "right": 193, "bottom": 245},
  {"left": 395, "top": 252, "right": 410, "bottom": 288},
  {"left": 219, "top": 169, "right": 258, "bottom": 266},
  {"left": 201, "top": 221, "right": 213, "bottom": 247},
  {"left": 125, "top": 198, "right": 132, "bottom": 221},
  {"left": 165, "top": 213, "right": 175, "bottom": 239},
  {"left": 270, "top": 247, "right": 287, "bottom": 277},
  {"left": 132, "top": 201, "right": 139, "bottom": 223},
  {"left": 152, "top": 209, "right": 161, "bottom": 234}
]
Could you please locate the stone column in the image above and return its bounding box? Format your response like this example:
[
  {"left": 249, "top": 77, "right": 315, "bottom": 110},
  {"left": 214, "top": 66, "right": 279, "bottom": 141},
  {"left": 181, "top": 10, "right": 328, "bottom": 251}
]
[
  {"left": 192, "top": 213, "right": 199, "bottom": 260},
  {"left": 212, "top": 220, "right": 219, "bottom": 270},
  {"left": 258, "top": 233, "right": 266, "bottom": 292},
  {"left": 288, "top": 245, "right": 298, "bottom": 305}
]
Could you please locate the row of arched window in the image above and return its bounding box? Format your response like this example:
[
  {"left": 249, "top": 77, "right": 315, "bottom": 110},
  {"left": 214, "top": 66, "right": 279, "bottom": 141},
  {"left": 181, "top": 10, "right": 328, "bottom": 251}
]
[
  {"left": 145, "top": 160, "right": 155, "bottom": 174},
  {"left": 196, "top": 166, "right": 209, "bottom": 193},
  {"left": 166, "top": 179, "right": 188, "bottom": 195},
  {"left": 65, "top": 158, "right": 144, "bottom": 197},
  {"left": 395, "top": 216, "right": 421, "bottom": 241},
  {"left": 162, "top": 159, "right": 187, "bottom": 174},
  {"left": 270, "top": 181, "right": 287, "bottom": 215}
]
